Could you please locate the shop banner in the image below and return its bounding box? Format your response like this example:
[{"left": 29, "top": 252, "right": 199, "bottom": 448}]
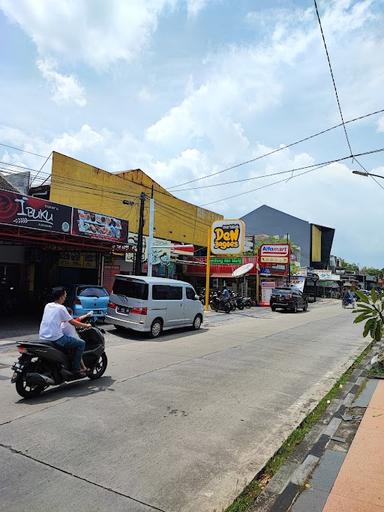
[
  {"left": 261, "top": 256, "right": 289, "bottom": 263},
  {"left": 211, "top": 257, "right": 242, "bottom": 264},
  {"left": 0, "top": 189, "right": 72, "bottom": 234},
  {"left": 260, "top": 281, "right": 275, "bottom": 306},
  {"left": 290, "top": 276, "right": 306, "bottom": 292},
  {"left": 260, "top": 244, "right": 289, "bottom": 257},
  {"left": 211, "top": 219, "right": 245, "bottom": 255},
  {"left": 72, "top": 208, "right": 128, "bottom": 243},
  {"left": 315, "top": 270, "right": 340, "bottom": 281}
]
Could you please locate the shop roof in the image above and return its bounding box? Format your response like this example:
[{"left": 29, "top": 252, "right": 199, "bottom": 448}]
[{"left": 0, "top": 174, "right": 18, "bottom": 193}]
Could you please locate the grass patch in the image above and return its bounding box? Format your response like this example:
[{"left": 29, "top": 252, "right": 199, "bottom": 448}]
[
  {"left": 224, "top": 341, "right": 375, "bottom": 512},
  {"left": 368, "top": 364, "right": 384, "bottom": 379}
]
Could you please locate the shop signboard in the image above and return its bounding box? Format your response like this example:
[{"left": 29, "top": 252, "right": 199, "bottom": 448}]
[
  {"left": 260, "top": 256, "right": 289, "bottom": 263},
  {"left": 72, "top": 208, "right": 128, "bottom": 243},
  {"left": 210, "top": 257, "right": 242, "bottom": 264},
  {"left": 316, "top": 270, "right": 340, "bottom": 281},
  {"left": 0, "top": 189, "right": 72, "bottom": 234},
  {"left": 260, "top": 244, "right": 289, "bottom": 256},
  {"left": 211, "top": 219, "right": 245, "bottom": 256}
]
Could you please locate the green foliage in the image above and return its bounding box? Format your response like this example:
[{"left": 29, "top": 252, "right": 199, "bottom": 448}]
[
  {"left": 339, "top": 258, "right": 359, "bottom": 272},
  {"left": 354, "top": 289, "right": 384, "bottom": 341}
]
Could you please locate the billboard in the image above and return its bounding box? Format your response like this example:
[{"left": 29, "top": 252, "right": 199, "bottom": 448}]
[
  {"left": 0, "top": 189, "right": 72, "bottom": 234},
  {"left": 0, "top": 189, "right": 128, "bottom": 243},
  {"left": 72, "top": 208, "right": 128, "bottom": 243},
  {"left": 211, "top": 219, "right": 245, "bottom": 256}
]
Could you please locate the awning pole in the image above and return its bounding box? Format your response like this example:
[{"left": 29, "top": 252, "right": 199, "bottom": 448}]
[{"left": 205, "top": 227, "right": 211, "bottom": 311}]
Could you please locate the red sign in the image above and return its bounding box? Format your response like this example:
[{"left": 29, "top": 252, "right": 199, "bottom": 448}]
[
  {"left": 0, "top": 189, "right": 72, "bottom": 234},
  {"left": 0, "top": 189, "right": 129, "bottom": 244}
]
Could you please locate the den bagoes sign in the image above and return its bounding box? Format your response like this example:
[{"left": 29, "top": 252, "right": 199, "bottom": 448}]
[{"left": 211, "top": 219, "right": 245, "bottom": 256}]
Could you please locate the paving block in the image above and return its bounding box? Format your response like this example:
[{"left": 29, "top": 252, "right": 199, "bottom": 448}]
[
  {"left": 291, "top": 455, "right": 319, "bottom": 486},
  {"left": 353, "top": 380, "right": 378, "bottom": 408},
  {"left": 309, "top": 449, "right": 346, "bottom": 493},
  {"left": 323, "top": 417, "right": 341, "bottom": 437},
  {"left": 267, "top": 461, "right": 299, "bottom": 494},
  {"left": 291, "top": 488, "right": 329, "bottom": 512}
]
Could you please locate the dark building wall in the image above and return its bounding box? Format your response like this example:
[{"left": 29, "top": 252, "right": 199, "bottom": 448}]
[{"left": 241, "top": 205, "right": 311, "bottom": 267}]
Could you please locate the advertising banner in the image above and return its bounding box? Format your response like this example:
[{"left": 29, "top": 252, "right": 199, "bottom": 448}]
[
  {"left": 261, "top": 256, "right": 289, "bottom": 263},
  {"left": 260, "top": 281, "right": 275, "bottom": 306},
  {"left": 72, "top": 208, "right": 128, "bottom": 243},
  {"left": 211, "top": 219, "right": 245, "bottom": 255},
  {"left": 0, "top": 189, "right": 72, "bottom": 234},
  {"left": 260, "top": 244, "right": 289, "bottom": 257},
  {"left": 290, "top": 276, "right": 306, "bottom": 292}
]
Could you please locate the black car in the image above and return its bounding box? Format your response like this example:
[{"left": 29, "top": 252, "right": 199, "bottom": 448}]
[{"left": 270, "top": 287, "right": 308, "bottom": 313}]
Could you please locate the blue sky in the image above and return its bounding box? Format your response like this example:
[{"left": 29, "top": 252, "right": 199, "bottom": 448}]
[{"left": 0, "top": 0, "right": 384, "bottom": 266}]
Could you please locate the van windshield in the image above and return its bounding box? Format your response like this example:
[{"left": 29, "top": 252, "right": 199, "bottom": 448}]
[{"left": 113, "top": 278, "right": 148, "bottom": 300}]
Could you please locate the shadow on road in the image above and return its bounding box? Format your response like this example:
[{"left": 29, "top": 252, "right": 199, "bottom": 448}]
[
  {"left": 15, "top": 375, "right": 116, "bottom": 405},
  {"left": 108, "top": 326, "right": 209, "bottom": 343}
]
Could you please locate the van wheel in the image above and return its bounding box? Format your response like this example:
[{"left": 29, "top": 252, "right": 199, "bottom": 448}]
[
  {"left": 150, "top": 319, "right": 163, "bottom": 338},
  {"left": 192, "top": 315, "right": 202, "bottom": 330}
]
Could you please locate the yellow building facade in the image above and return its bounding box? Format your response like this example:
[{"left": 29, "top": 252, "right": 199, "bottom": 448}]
[{"left": 49, "top": 152, "right": 222, "bottom": 247}]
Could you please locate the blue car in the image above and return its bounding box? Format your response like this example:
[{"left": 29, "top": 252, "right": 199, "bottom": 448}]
[{"left": 66, "top": 285, "right": 109, "bottom": 321}]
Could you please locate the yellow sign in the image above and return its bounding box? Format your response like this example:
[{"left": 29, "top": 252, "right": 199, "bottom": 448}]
[
  {"left": 211, "top": 219, "right": 245, "bottom": 255},
  {"left": 261, "top": 256, "right": 289, "bottom": 263}
]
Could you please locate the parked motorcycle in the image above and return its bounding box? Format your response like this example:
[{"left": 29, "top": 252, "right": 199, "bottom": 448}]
[
  {"left": 233, "top": 293, "right": 245, "bottom": 310},
  {"left": 242, "top": 297, "right": 253, "bottom": 308},
  {"left": 11, "top": 325, "right": 108, "bottom": 399},
  {"left": 209, "top": 292, "right": 231, "bottom": 313}
]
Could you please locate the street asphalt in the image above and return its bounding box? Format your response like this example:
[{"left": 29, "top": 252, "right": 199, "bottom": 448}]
[{"left": 0, "top": 302, "right": 369, "bottom": 512}]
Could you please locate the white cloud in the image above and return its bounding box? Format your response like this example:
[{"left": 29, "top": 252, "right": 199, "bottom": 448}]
[
  {"left": 37, "top": 59, "right": 86, "bottom": 106},
  {"left": 137, "top": 87, "right": 156, "bottom": 103},
  {"left": 377, "top": 116, "right": 384, "bottom": 132},
  {"left": 0, "top": 0, "right": 175, "bottom": 70},
  {"left": 186, "top": 0, "right": 208, "bottom": 18}
]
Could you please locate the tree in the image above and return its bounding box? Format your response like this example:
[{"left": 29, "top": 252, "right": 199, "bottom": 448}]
[{"left": 354, "top": 290, "right": 384, "bottom": 375}]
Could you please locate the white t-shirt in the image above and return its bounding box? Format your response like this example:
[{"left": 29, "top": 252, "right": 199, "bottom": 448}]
[
  {"left": 62, "top": 321, "right": 80, "bottom": 340},
  {"left": 39, "top": 303, "right": 72, "bottom": 341}
]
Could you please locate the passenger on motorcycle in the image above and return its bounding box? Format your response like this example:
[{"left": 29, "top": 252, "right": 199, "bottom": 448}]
[
  {"left": 221, "top": 286, "right": 230, "bottom": 302},
  {"left": 39, "top": 287, "right": 91, "bottom": 377}
]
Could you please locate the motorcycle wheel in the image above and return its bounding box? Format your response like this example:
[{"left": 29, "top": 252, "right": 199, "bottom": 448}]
[
  {"left": 88, "top": 352, "right": 108, "bottom": 380},
  {"left": 238, "top": 303, "right": 244, "bottom": 310},
  {"left": 225, "top": 303, "right": 231, "bottom": 314},
  {"left": 15, "top": 375, "right": 45, "bottom": 399}
]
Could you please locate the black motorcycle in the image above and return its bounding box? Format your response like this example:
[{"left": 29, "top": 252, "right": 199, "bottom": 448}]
[
  {"left": 233, "top": 293, "right": 245, "bottom": 310},
  {"left": 11, "top": 326, "right": 108, "bottom": 399},
  {"left": 209, "top": 293, "right": 231, "bottom": 313}
]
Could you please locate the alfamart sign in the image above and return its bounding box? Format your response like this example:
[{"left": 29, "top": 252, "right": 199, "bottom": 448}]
[
  {"left": 260, "top": 243, "right": 290, "bottom": 264},
  {"left": 211, "top": 219, "right": 245, "bottom": 256}
]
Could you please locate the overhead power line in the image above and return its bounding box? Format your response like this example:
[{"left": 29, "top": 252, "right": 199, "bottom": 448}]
[
  {"left": 0, "top": 141, "right": 48, "bottom": 159},
  {"left": 173, "top": 146, "right": 384, "bottom": 193},
  {"left": 313, "top": 0, "right": 383, "bottom": 193},
  {"left": 201, "top": 163, "right": 330, "bottom": 207},
  {"left": 167, "top": 107, "right": 384, "bottom": 191},
  {"left": 313, "top": 0, "right": 353, "bottom": 156},
  {"left": 199, "top": 147, "right": 384, "bottom": 207}
]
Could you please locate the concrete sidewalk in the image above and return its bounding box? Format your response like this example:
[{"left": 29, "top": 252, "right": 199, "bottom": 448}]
[{"left": 322, "top": 380, "right": 384, "bottom": 511}]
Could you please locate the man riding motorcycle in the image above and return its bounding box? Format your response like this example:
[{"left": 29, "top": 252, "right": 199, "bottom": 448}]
[{"left": 39, "top": 286, "right": 91, "bottom": 377}]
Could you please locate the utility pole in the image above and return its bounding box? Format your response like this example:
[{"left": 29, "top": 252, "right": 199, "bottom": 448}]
[
  {"left": 287, "top": 233, "right": 291, "bottom": 286},
  {"left": 134, "top": 192, "right": 146, "bottom": 276},
  {"left": 147, "top": 186, "right": 155, "bottom": 277}
]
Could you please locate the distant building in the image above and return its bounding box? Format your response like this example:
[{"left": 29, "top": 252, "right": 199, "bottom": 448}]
[{"left": 241, "top": 205, "right": 335, "bottom": 269}]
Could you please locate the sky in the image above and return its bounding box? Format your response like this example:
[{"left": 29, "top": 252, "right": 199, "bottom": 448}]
[{"left": 0, "top": 0, "right": 384, "bottom": 267}]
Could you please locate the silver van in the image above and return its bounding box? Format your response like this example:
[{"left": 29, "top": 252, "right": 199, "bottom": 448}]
[{"left": 106, "top": 276, "right": 204, "bottom": 338}]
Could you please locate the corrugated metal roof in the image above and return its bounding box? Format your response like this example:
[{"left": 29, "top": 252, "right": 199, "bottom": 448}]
[{"left": 0, "top": 174, "right": 18, "bottom": 192}]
